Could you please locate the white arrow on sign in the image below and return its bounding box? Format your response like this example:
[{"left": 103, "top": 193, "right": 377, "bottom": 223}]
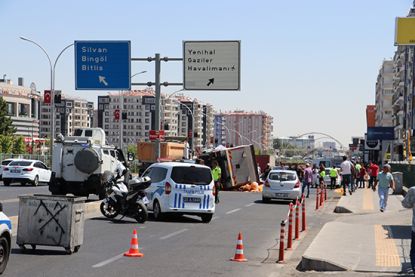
[{"left": 99, "top": 76, "right": 108, "bottom": 86}]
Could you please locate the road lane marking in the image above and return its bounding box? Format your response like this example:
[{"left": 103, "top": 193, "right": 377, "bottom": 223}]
[
  {"left": 160, "top": 228, "right": 188, "bottom": 240},
  {"left": 245, "top": 203, "right": 255, "bottom": 207},
  {"left": 374, "top": 225, "right": 400, "bottom": 267},
  {"left": 226, "top": 208, "right": 241, "bottom": 215},
  {"left": 92, "top": 253, "right": 124, "bottom": 268}
]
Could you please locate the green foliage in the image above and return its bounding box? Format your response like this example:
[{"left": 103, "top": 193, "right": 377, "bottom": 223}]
[
  {"left": 0, "top": 97, "right": 16, "bottom": 135},
  {"left": 127, "top": 144, "right": 137, "bottom": 156},
  {"left": 12, "top": 136, "right": 26, "bottom": 154},
  {"left": 0, "top": 135, "right": 13, "bottom": 153}
]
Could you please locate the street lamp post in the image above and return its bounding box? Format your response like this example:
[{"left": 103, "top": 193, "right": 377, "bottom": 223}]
[
  {"left": 178, "top": 101, "right": 195, "bottom": 156},
  {"left": 20, "top": 36, "right": 73, "bottom": 165},
  {"left": 119, "top": 71, "right": 147, "bottom": 153}
]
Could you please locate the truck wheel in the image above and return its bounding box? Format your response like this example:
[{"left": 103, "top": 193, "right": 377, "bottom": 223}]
[
  {"left": 3, "top": 180, "right": 10, "bottom": 186},
  {"left": 49, "top": 181, "right": 64, "bottom": 195}
]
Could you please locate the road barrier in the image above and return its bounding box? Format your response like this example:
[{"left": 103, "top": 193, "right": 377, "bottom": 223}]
[
  {"left": 315, "top": 187, "right": 320, "bottom": 210},
  {"left": 231, "top": 232, "right": 248, "bottom": 262},
  {"left": 287, "top": 203, "right": 293, "bottom": 250},
  {"left": 278, "top": 195, "right": 307, "bottom": 263},
  {"left": 124, "top": 229, "right": 144, "bottom": 258}
]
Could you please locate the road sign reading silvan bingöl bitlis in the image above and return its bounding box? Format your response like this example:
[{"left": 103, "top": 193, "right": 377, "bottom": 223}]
[
  {"left": 183, "top": 41, "right": 240, "bottom": 91},
  {"left": 75, "top": 40, "right": 131, "bottom": 90}
]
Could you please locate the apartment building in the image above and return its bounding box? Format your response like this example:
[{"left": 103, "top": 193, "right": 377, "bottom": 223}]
[
  {"left": 375, "top": 60, "right": 394, "bottom": 127},
  {"left": 40, "top": 95, "right": 93, "bottom": 138},
  {"left": 0, "top": 78, "right": 40, "bottom": 138},
  {"left": 215, "top": 110, "right": 274, "bottom": 152}
]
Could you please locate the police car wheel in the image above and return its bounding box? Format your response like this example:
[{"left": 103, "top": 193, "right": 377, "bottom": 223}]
[
  {"left": 153, "top": 201, "right": 163, "bottom": 220},
  {"left": 0, "top": 237, "right": 10, "bottom": 274},
  {"left": 200, "top": 214, "right": 213, "bottom": 223}
]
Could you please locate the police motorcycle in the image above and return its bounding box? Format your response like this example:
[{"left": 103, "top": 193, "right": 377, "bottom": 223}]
[{"left": 100, "top": 164, "right": 151, "bottom": 223}]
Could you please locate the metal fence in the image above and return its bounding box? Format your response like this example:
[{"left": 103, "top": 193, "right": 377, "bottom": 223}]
[{"left": 0, "top": 153, "right": 51, "bottom": 167}]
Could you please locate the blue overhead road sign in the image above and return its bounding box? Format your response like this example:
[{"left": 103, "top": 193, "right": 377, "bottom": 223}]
[{"left": 75, "top": 40, "right": 131, "bottom": 90}]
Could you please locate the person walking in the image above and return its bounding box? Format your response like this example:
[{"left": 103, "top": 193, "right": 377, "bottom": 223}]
[
  {"left": 329, "top": 166, "right": 338, "bottom": 189},
  {"left": 319, "top": 164, "right": 326, "bottom": 188},
  {"left": 340, "top": 156, "right": 353, "bottom": 196},
  {"left": 373, "top": 164, "right": 395, "bottom": 212},
  {"left": 402, "top": 186, "right": 415, "bottom": 274},
  {"left": 368, "top": 161, "right": 379, "bottom": 189},
  {"left": 358, "top": 163, "right": 366, "bottom": 188},
  {"left": 211, "top": 160, "right": 222, "bottom": 204},
  {"left": 302, "top": 163, "right": 313, "bottom": 198}
]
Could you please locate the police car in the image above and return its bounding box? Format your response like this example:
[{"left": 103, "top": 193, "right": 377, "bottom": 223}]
[
  {"left": 0, "top": 202, "right": 11, "bottom": 275},
  {"left": 143, "top": 162, "right": 215, "bottom": 223}
]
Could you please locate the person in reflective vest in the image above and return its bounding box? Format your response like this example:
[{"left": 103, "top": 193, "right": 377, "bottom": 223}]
[{"left": 212, "top": 160, "right": 222, "bottom": 204}]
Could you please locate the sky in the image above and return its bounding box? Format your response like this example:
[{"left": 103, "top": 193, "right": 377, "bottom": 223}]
[{"left": 0, "top": 0, "right": 412, "bottom": 146}]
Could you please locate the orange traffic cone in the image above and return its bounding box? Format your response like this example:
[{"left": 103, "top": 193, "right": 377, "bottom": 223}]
[
  {"left": 230, "top": 232, "right": 247, "bottom": 262},
  {"left": 124, "top": 229, "right": 144, "bottom": 258}
]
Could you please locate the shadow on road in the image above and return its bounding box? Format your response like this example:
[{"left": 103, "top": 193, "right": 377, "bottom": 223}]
[
  {"left": 254, "top": 200, "right": 292, "bottom": 205},
  {"left": 386, "top": 225, "right": 412, "bottom": 240},
  {"left": 11, "top": 248, "right": 68, "bottom": 256}
]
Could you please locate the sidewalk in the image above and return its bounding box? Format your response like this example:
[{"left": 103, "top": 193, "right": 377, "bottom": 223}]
[{"left": 302, "top": 187, "right": 413, "bottom": 274}]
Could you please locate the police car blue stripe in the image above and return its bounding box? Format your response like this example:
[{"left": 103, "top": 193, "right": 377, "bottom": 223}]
[
  {"left": 207, "top": 195, "right": 210, "bottom": 208},
  {"left": 0, "top": 220, "right": 11, "bottom": 230},
  {"left": 174, "top": 193, "right": 178, "bottom": 208},
  {"left": 178, "top": 194, "right": 181, "bottom": 208},
  {"left": 202, "top": 195, "right": 206, "bottom": 209},
  {"left": 182, "top": 198, "right": 185, "bottom": 208},
  {"left": 199, "top": 199, "right": 202, "bottom": 209}
]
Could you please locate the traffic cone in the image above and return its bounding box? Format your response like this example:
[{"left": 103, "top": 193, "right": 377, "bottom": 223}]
[
  {"left": 230, "top": 232, "right": 248, "bottom": 262},
  {"left": 124, "top": 229, "right": 144, "bottom": 258}
]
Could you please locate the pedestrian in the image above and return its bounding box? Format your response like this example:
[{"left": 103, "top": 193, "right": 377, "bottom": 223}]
[
  {"left": 354, "top": 162, "right": 361, "bottom": 189},
  {"left": 329, "top": 166, "right": 338, "bottom": 189},
  {"left": 373, "top": 164, "right": 395, "bottom": 212},
  {"left": 262, "top": 164, "right": 271, "bottom": 180},
  {"left": 296, "top": 164, "right": 304, "bottom": 184},
  {"left": 340, "top": 156, "right": 353, "bottom": 196},
  {"left": 312, "top": 164, "right": 319, "bottom": 188},
  {"left": 319, "top": 164, "right": 326, "bottom": 189},
  {"left": 401, "top": 185, "right": 415, "bottom": 274},
  {"left": 358, "top": 163, "right": 366, "bottom": 188},
  {"left": 368, "top": 161, "right": 379, "bottom": 189},
  {"left": 302, "top": 163, "right": 313, "bottom": 198},
  {"left": 211, "top": 160, "right": 222, "bottom": 204}
]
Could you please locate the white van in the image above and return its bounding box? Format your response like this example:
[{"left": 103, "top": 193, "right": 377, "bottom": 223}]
[{"left": 143, "top": 162, "right": 215, "bottom": 223}]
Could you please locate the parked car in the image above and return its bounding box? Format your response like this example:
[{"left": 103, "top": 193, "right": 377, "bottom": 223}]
[
  {"left": 142, "top": 162, "right": 215, "bottom": 223},
  {"left": 262, "top": 170, "right": 301, "bottom": 202},
  {"left": 0, "top": 202, "right": 11, "bottom": 274},
  {"left": 0, "top": 159, "right": 14, "bottom": 181},
  {"left": 2, "top": 159, "right": 51, "bottom": 186}
]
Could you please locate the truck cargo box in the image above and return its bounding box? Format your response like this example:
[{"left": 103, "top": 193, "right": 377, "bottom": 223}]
[{"left": 137, "top": 142, "right": 185, "bottom": 163}]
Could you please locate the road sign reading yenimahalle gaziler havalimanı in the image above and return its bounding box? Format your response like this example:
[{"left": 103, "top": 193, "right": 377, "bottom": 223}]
[{"left": 183, "top": 40, "right": 240, "bottom": 91}]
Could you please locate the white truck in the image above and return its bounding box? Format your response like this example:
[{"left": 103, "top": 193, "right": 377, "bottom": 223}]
[{"left": 49, "top": 128, "right": 128, "bottom": 198}]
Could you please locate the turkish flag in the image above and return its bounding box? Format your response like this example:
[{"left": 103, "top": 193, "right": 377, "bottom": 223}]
[
  {"left": 44, "top": 90, "right": 51, "bottom": 104},
  {"left": 114, "top": 109, "right": 120, "bottom": 120}
]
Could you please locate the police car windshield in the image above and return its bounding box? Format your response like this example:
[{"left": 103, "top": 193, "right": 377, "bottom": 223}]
[{"left": 171, "top": 166, "right": 212, "bottom": 185}]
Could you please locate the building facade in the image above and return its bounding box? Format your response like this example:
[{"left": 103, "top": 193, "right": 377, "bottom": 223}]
[
  {"left": 0, "top": 78, "right": 40, "bottom": 138},
  {"left": 214, "top": 111, "right": 274, "bottom": 152},
  {"left": 375, "top": 60, "right": 394, "bottom": 127},
  {"left": 40, "top": 95, "right": 93, "bottom": 138}
]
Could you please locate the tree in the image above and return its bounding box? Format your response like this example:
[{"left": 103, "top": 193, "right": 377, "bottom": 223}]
[
  {"left": 0, "top": 97, "right": 16, "bottom": 135},
  {"left": 0, "top": 135, "right": 13, "bottom": 153},
  {"left": 12, "top": 136, "right": 26, "bottom": 154}
]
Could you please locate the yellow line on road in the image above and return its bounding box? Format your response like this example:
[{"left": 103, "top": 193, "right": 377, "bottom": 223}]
[
  {"left": 362, "top": 188, "right": 374, "bottom": 211},
  {"left": 374, "top": 225, "right": 400, "bottom": 267}
]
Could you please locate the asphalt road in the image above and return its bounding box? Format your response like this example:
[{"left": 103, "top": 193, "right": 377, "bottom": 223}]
[
  {"left": 0, "top": 181, "right": 99, "bottom": 216},
  {"left": 4, "top": 191, "right": 317, "bottom": 277}
]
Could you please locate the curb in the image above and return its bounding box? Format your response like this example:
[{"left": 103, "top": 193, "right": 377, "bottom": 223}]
[{"left": 301, "top": 255, "right": 347, "bottom": 271}]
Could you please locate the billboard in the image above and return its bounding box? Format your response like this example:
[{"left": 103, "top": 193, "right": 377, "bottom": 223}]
[
  {"left": 367, "top": 127, "right": 394, "bottom": 141},
  {"left": 366, "top": 105, "right": 376, "bottom": 128},
  {"left": 395, "top": 17, "right": 415, "bottom": 45}
]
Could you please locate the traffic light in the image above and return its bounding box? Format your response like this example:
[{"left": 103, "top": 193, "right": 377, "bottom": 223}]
[
  {"left": 44, "top": 90, "right": 51, "bottom": 104},
  {"left": 122, "top": 112, "right": 127, "bottom": 120},
  {"left": 54, "top": 90, "right": 62, "bottom": 104},
  {"left": 114, "top": 109, "right": 120, "bottom": 120}
]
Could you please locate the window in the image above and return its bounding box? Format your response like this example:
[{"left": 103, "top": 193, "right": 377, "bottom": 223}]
[
  {"left": 268, "top": 172, "right": 297, "bottom": 181},
  {"left": 9, "top": 161, "right": 32, "bottom": 166},
  {"left": 146, "top": 167, "right": 168, "bottom": 183},
  {"left": 171, "top": 166, "right": 212, "bottom": 184}
]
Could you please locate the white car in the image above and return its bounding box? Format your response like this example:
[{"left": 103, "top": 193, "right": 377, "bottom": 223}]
[
  {"left": 0, "top": 159, "right": 14, "bottom": 181},
  {"left": 143, "top": 162, "right": 215, "bottom": 223},
  {"left": 262, "top": 169, "right": 301, "bottom": 202},
  {"left": 0, "top": 202, "right": 11, "bottom": 274},
  {"left": 2, "top": 159, "right": 51, "bottom": 186}
]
